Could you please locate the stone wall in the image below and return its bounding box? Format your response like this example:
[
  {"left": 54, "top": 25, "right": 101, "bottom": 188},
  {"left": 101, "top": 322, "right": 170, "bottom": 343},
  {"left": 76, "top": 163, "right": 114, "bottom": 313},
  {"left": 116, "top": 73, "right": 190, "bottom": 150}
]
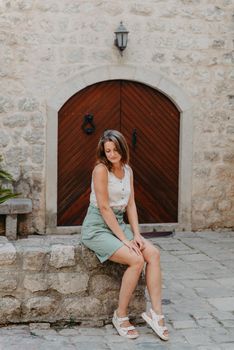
[
  {"left": 0, "top": 0, "right": 233, "bottom": 231},
  {"left": 0, "top": 235, "right": 145, "bottom": 325}
]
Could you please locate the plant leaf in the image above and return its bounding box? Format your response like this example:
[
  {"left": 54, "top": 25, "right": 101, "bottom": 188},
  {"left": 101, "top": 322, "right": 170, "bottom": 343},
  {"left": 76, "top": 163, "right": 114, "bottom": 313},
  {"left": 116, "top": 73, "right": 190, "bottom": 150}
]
[
  {"left": 0, "top": 193, "right": 20, "bottom": 204},
  {"left": 0, "top": 170, "right": 14, "bottom": 182}
]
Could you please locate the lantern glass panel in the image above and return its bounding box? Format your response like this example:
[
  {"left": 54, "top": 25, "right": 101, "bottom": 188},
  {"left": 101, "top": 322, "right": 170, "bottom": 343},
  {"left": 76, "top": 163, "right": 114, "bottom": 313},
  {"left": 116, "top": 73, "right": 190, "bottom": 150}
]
[
  {"left": 122, "top": 34, "right": 128, "bottom": 48},
  {"left": 116, "top": 33, "right": 122, "bottom": 49}
]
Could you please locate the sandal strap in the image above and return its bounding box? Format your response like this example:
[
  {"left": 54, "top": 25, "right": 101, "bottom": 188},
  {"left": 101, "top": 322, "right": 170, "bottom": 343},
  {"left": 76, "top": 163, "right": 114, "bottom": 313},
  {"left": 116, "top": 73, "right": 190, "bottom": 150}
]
[
  {"left": 114, "top": 310, "right": 129, "bottom": 323},
  {"left": 150, "top": 309, "right": 165, "bottom": 321},
  {"left": 122, "top": 325, "right": 135, "bottom": 331},
  {"left": 117, "top": 316, "right": 129, "bottom": 322}
]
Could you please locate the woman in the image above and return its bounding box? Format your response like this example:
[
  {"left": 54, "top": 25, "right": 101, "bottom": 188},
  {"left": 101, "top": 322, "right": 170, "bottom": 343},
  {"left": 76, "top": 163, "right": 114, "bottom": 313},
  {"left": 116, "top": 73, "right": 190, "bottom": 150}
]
[{"left": 81, "top": 130, "right": 169, "bottom": 341}]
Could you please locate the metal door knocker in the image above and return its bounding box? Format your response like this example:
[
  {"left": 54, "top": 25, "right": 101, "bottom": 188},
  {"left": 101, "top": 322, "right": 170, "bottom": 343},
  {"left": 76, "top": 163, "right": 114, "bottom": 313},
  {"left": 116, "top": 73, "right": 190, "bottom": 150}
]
[{"left": 82, "top": 114, "right": 96, "bottom": 135}]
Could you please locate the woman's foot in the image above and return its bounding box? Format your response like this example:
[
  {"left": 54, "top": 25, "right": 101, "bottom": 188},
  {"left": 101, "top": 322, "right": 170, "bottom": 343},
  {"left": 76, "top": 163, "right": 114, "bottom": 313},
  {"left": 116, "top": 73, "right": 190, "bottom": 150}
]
[
  {"left": 112, "top": 310, "right": 139, "bottom": 339},
  {"left": 142, "top": 309, "right": 169, "bottom": 341}
]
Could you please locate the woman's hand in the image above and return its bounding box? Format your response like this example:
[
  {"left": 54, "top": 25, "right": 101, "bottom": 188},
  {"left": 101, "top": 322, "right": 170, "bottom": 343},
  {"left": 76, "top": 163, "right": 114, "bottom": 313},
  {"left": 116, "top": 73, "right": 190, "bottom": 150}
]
[
  {"left": 122, "top": 239, "right": 142, "bottom": 255},
  {"left": 133, "top": 234, "right": 146, "bottom": 251}
]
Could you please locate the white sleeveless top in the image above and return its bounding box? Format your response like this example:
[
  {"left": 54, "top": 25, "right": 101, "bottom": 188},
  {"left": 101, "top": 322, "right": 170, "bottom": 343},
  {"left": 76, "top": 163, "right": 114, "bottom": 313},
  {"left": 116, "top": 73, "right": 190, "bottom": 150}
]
[{"left": 90, "top": 164, "right": 131, "bottom": 210}]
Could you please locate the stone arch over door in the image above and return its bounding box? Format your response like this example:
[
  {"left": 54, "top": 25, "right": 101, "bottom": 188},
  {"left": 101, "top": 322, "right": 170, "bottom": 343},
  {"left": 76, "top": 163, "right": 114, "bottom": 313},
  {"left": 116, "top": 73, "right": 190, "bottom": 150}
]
[{"left": 46, "top": 65, "right": 193, "bottom": 233}]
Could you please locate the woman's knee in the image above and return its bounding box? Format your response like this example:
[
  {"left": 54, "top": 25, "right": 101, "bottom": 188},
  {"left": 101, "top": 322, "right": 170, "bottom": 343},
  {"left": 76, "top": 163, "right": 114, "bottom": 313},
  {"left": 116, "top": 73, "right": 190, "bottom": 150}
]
[
  {"left": 129, "top": 254, "right": 145, "bottom": 270},
  {"left": 152, "top": 246, "right": 160, "bottom": 261},
  {"left": 144, "top": 244, "right": 160, "bottom": 264}
]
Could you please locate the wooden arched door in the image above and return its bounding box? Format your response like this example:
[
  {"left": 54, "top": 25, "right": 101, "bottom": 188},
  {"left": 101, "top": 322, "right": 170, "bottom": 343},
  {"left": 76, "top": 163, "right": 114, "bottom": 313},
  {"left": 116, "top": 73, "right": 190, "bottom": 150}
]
[{"left": 58, "top": 80, "right": 180, "bottom": 226}]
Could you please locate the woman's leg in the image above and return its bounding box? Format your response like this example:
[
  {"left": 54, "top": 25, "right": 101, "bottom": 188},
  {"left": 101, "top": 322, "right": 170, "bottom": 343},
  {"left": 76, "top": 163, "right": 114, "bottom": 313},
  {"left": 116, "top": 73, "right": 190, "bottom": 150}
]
[
  {"left": 141, "top": 240, "right": 169, "bottom": 337},
  {"left": 109, "top": 245, "right": 145, "bottom": 335}
]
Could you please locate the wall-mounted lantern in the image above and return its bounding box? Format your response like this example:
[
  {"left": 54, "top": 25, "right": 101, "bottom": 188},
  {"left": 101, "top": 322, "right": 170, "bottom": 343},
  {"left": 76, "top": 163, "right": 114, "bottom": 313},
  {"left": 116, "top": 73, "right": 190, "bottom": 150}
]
[{"left": 114, "top": 21, "right": 129, "bottom": 55}]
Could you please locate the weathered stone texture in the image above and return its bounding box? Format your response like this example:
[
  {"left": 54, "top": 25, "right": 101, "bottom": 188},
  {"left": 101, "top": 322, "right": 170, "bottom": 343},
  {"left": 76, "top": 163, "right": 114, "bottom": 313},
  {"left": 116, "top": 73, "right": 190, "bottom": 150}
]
[
  {"left": 49, "top": 272, "right": 89, "bottom": 295},
  {"left": 22, "top": 246, "right": 46, "bottom": 271},
  {"left": 0, "top": 0, "right": 233, "bottom": 232},
  {"left": 0, "top": 297, "right": 21, "bottom": 322},
  {"left": 23, "top": 273, "right": 48, "bottom": 292},
  {"left": 0, "top": 243, "right": 16, "bottom": 266},
  {"left": 63, "top": 296, "right": 103, "bottom": 318},
  {"left": 0, "top": 238, "right": 146, "bottom": 325},
  {"left": 49, "top": 244, "right": 76, "bottom": 268},
  {"left": 0, "top": 273, "right": 18, "bottom": 292},
  {"left": 23, "top": 296, "right": 57, "bottom": 318}
]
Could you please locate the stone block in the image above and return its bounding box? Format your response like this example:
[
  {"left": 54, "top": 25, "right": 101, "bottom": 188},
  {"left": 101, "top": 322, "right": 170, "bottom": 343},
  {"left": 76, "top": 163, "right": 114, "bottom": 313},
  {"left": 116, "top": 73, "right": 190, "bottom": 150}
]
[
  {"left": 227, "top": 125, "right": 234, "bottom": 134},
  {"left": 172, "top": 320, "right": 198, "bottom": 329},
  {"left": 89, "top": 274, "right": 120, "bottom": 296},
  {"left": 32, "top": 145, "right": 44, "bottom": 164},
  {"left": 0, "top": 297, "right": 21, "bottom": 323},
  {"left": 223, "top": 153, "right": 234, "bottom": 163},
  {"left": 101, "top": 291, "right": 119, "bottom": 316},
  {"left": 108, "top": 65, "right": 136, "bottom": 82},
  {"left": 61, "top": 47, "right": 84, "bottom": 64},
  {"left": 215, "top": 277, "right": 234, "bottom": 289},
  {"left": 215, "top": 166, "right": 234, "bottom": 181},
  {"left": 35, "top": 2, "right": 59, "bottom": 12},
  {"left": 22, "top": 246, "right": 47, "bottom": 271},
  {"left": 80, "top": 245, "right": 101, "bottom": 270},
  {"left": 23, "top": 273, "right": 48, "bottom": 292},
  {"left": 49, "top": 272, "right": 89, "bottom": 295},
  {"left": 218, "top": 200, "right": 232, "bottom": 212},
  {"left": 193, "top": 200, "right": 214, "bottom": 212},
  {"left": 208, "top": 297, "right": 234, "bottom": 311},
  {"left": 134, "top": 67, "right": 161, "bottom": 89},
  {"left": 204, "top": 151, "right": 220, "bottom": 161},
  {"left": 63, "top": 296, "right": 103, "bottom": 318},
  {"left": 49, "top": 244, "right": 76, "bottom": 268},
  {"left": 0, "top": 130, "right": 10, "bottom": 147},
  {"left": 0, "top": 243, "right": 16, "bottom": 265},
  {"left": 0, "top": 198, "right": 32, "bottom": 214},
  {"left": 3, "top": 113, "right": 28, "bottom": 127},
  {"left": 23, "top": 129, "right": 44, "bottom": 144},
  {"left": 0, "top": 272, "right": 18, "bottom": 293},
  {"left": 196, "top": 318, "right": 221, "bottom": 328},
  {"left": 13, "top": 0, "right": 34, "bottom": 11},
  {"left": 18, "top": 97, "right": 39, "bottom": 112},
  {"left": 23, "top": 296, "right": 57, "bottom": 318},
  {"left": 0, "top": 95, "right": 14, "bottom": 113},
  {"left": 5, "top": 214, "right": 17, "bottom": 240},
  {"left": 31, "top": 112, "right": 44, "bottom": 128}
]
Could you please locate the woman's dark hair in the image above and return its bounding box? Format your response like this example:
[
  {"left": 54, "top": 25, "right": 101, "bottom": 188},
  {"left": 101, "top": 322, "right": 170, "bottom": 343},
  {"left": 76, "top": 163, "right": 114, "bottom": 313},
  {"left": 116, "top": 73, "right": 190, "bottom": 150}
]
[{"left": 96, "top": 130, "right": 129, "bottom": 170}]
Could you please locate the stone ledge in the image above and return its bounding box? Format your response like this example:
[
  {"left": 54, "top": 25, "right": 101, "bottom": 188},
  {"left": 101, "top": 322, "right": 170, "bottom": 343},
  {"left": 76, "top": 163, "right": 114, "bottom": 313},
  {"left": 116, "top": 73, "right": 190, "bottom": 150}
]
[
  {"left": 0, "top": 198, "right": 32, "bottom": 215},
  {"left": 0, "top": 198, "right": 32, "bottom": 240},
  {"left": 0, "top": 236, "right": 146, "bottom": 326}
]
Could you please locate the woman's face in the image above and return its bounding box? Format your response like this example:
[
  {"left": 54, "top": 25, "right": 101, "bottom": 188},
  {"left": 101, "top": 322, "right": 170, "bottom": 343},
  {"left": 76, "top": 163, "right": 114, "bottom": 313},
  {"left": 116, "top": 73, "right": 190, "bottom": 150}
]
[{"left": 104, "top": 141, "right": 122, "bottom": 164}]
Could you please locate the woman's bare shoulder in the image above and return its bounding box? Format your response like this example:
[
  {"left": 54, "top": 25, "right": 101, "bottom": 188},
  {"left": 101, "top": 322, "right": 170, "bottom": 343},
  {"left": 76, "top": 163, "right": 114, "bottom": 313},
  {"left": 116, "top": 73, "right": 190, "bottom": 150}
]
[
  {"left": 93, "top": 163, "right": 108, "bottom": 177},
  {"left": 125, "top": 164, "right": 133, "bottom": 174}
]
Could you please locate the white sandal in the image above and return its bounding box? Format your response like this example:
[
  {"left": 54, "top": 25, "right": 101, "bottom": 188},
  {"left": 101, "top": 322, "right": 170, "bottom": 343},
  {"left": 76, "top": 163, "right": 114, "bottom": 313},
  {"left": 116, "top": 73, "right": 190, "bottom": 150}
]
[
  {"left": 142, "top": 308, "right": 169, "bottom": 341},
  {"left": 112, "top": 310, "right": 139, "bottom": 339}
]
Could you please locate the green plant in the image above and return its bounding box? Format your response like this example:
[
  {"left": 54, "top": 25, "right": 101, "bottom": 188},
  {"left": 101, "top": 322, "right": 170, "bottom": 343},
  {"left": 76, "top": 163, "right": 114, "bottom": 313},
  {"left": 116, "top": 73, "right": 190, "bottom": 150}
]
[
  {"left": 67, "top": 316, "right": 76, "bottom": 328},
  {"left": 0, "top": 155, "right": 20, "bottom": 204}
]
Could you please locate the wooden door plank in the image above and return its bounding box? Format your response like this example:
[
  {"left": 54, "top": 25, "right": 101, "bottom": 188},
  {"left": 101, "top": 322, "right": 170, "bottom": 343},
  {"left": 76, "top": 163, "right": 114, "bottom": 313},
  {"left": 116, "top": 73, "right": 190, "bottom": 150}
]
[{"left": 121, "top": 81, "right": 180, "bottom": 223}]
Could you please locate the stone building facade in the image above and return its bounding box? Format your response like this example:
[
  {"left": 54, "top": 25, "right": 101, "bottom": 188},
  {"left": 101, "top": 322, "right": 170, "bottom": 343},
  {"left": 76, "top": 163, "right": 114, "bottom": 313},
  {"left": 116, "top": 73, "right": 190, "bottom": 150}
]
[{"left": 0, "top": 0, "right": 233, "bottom": 234}]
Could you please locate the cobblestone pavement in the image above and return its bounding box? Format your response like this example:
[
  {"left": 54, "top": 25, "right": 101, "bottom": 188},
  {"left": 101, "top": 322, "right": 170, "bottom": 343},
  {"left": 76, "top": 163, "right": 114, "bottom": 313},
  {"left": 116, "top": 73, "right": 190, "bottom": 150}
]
[{"left": 1, "top": 231, "right": 234, "bottom": 350}]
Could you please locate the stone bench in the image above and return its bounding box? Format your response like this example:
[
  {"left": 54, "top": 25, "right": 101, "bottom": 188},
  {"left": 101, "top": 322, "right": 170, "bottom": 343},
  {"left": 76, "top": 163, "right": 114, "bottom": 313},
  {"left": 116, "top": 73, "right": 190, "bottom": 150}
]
[
  {"left": 0, "top": 235, "right": 146, "bottom": 326},
  {"left": 0, "top": 198, "right": 32, "bottom": 240}
]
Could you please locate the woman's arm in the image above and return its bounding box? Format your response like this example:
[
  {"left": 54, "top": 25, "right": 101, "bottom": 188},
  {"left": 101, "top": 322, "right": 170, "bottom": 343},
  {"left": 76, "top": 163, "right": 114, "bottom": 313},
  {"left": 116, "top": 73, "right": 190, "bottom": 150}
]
[{"left": 126, "top": 167, "right": 145, "bottom": 249}]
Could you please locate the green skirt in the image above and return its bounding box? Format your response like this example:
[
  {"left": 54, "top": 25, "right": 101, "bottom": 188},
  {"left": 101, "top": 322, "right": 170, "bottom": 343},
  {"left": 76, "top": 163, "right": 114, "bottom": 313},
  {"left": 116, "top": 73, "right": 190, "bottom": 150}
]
[{"left": 81, "top": 204, "right": 134, "bottom": 263}]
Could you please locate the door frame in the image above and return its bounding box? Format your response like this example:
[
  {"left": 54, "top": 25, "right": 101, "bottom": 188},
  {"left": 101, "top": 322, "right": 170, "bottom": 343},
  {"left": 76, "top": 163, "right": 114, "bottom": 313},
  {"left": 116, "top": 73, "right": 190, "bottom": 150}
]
[{"left": 46, "top": 65, "right": 193, "bottom": 233}]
